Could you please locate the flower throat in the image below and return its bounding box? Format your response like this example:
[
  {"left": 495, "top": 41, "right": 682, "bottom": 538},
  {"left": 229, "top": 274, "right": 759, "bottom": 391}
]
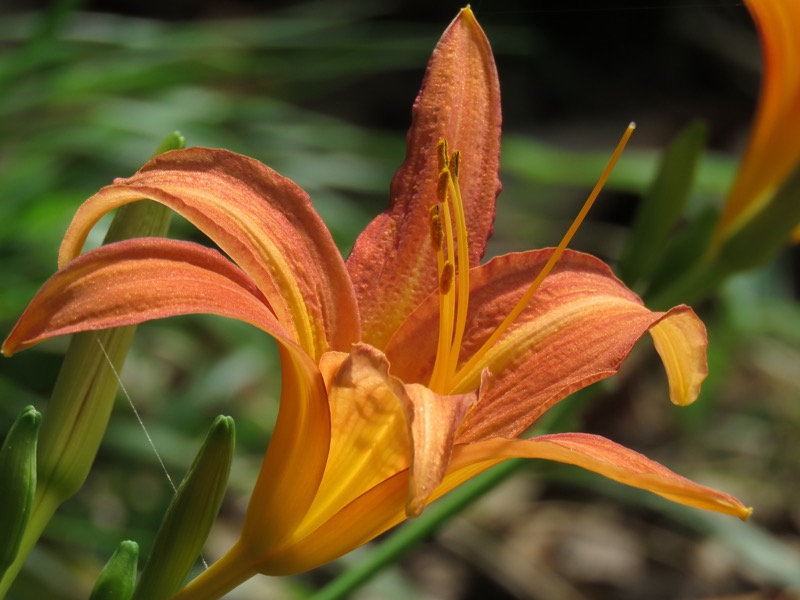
[{"left": 428, "top": 124, "right": 636, "bottom": 395}]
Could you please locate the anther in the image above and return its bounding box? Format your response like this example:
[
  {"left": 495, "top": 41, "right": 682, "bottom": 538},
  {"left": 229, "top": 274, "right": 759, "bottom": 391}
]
[
  {"left": 429, "top": 205, "right": 444, "bottom": 251},
  {"left": 449, "top": 150, "right": 461, "bottom": 178},
  {"left": 439, "top": 261, "right": 454, "bottom": 295},
  {"left": 437, "top": 139, "right": 449, "bottom": 171},
  {"left": 437, "top": 170, "right": 450, "bottom": 204}
]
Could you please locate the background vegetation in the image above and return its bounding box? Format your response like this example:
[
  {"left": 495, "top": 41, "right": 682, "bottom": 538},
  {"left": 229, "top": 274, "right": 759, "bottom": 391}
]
[{"left": 1, "top": 0, "right": 798, "bottom": 598}]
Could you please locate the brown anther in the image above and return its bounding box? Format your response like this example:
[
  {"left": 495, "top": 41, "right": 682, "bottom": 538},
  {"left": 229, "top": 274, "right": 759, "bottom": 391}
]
[
  {"left": 439, "top": 261, "right": 455, "bottom": 295},
  {"left": 449, "top": 150, "right": 461, "bottom": 178},
  {"left": 429, "top": 205, "right": 444, "bottom": 251},
  {"left": 437, "top": 139, "right": 450, "bottom": 171},
  {"left": 437, "top": 169, "right": 450, "bottom": 203}
]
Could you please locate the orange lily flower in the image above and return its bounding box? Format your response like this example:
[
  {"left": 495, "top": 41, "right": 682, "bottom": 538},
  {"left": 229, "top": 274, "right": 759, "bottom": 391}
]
[
  {"left": 3, "top": 7, "right": 749, "bottom": 595},
  {"left": 716, "top": 0, "right": 800, "bottom": 241}
]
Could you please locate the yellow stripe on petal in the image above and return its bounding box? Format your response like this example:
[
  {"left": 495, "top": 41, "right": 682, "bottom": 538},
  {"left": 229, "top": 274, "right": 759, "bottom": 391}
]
[
  {"left": 58, "top": 148, "right": 359, "bottom": 359},
  {"left": 648, "top": 306, "right": 708, "bottom": 406},
  {"left": 446, "top": 434, "right": 752, "bottom": 520},
  {"left": 241, "top": 343, "right": 331, "bottom": 562},
  {"left": 292, "top": 345, "right": 411, "bottom": 542},
  {"left": 3, "top": 239, "right": 292, "bottom": 355}
]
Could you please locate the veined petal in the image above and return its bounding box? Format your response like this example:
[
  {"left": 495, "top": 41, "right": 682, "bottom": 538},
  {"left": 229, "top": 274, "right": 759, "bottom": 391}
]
[
  {"left": 58, "top": 147, "right": 359, "bottom": 359},
  {"left": 257, "top": 470, "right": 411, "bottom": 576},
  {"left": 347, "top": 7, "right": 501, "bottom": 348},
  {"left": 2, "top": 238, "right": 293, "bottom": 355},
  {"left": 288, "top": 345, "right": 411, "bottom": 544},
  {"left": 443, "top": 434, "right": 751, "bottom": 520},
  {"left": 649, "top": 308, "right": 708, "bottom": 406},
  {"left": 387, "top": 250, "right": 707, "bottom": 441},
  {"left": 256, "top": 345, "right": 478, "bottom": 572},
  {"left": 718, "top": 0, "right": 800, "bottom": 238},
  {"left": 241, "top": 343, "right": 331, "bottom": 563},
  {"left": 403, "top": 381, "right": 477, "bottom": 516},
  {"left": 255, "top": 424, "right": 751, "bottom": 575}
]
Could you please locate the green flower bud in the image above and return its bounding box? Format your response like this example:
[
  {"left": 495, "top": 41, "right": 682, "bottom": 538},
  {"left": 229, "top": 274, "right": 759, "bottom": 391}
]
[
  {"left": 90, "top": 541, "right": 139, "bottom": 600},
  {"left": 0, "top": 406, "right": 41, "bottom": 576},
  {"left": 133, "top": 416, "right": 235, "bottom": 600}
]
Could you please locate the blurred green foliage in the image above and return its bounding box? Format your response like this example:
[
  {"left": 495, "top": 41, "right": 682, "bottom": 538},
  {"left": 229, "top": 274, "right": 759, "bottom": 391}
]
[{"left": 0, "top": 1, "right": 798, "bottom": 599}]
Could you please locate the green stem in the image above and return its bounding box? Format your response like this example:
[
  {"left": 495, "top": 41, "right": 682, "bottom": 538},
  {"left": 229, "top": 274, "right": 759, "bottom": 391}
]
[{"left": 0, "top": 491, "right": 60, "bottom": 598}]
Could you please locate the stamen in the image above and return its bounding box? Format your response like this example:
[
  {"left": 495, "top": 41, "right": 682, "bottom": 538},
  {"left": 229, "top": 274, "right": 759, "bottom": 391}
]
[
  {"left": 428, "top": 141, "right": 474, "bottom": 393},
  {"left": 449, "top": 150, "right": 461, "bottom": 178},
  {"left": 430, "top": 194, "right": 457, "bottom": 391},
  {"left": 429, "top": 205, "right": 444, "bottom": 251},
  {"left": 445, "top": 163, "right": 470, "bottom": 379},
  {"left": 437, "top": 139, "right": 450, "bottom": 171},
  {"left": 450, "top": 123, "right": 636, "bottom": 391},
  {"left": 440, "top": 261, "right": 455, "bottom": 294},
  {"left": 437, "top": 170, "right": 450, "bottom": 203}
]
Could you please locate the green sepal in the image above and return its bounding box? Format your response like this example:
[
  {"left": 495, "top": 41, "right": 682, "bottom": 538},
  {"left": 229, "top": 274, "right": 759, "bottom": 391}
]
[
  {"left": 90, "top": 541, "right": 139, "bottom": 600},
  {"left": 0, "top": 406, "right": 41, "bottom": 576},
  {"left": 620, "top": 120, "right": 707, "bottom": 288},
  {"left": 132, "top": 416, "right": 235, "bottom": 600}
]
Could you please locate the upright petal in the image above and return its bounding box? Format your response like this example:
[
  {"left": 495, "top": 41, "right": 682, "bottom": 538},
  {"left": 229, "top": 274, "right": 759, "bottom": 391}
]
[
  {"left": 58, "top": 148, "right": 359, "bottom": 359},
  {"left": 717, "top": 0, "right": 800, "bottom": 238},
  {"left": 347, "top": 7, "right": 501, "bottom": 348}
]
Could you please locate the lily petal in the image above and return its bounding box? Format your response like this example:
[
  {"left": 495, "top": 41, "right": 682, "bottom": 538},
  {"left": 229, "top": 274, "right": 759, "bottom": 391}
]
[
  {"left": 291, "top": 345, "right": 411, "bottom": 543},
  {"left": 403, "top": 380, "right": 477, "bottom": 516},
  {"left": 253, "top": 424, "right": 752, "bottom": 576},
  {"left": 241, "top": 343, "right": 332, "bottom": 562},
  {"left": 2, "top": 238, "right": 291, "bottom": 355},
  {"left": 58, "top": 147, "right": 359, "bottom": 359},
  {"left": 648, "top": 309, "right": 708, "bottom": 406},
  {"left": 347, "top": 6, "right": 501, "bottom": 348},
  {"left": 386, "top": 250, "right": 707, "bottom": 441},
  {"left": 257, "top": 470, "right": 411, "bottom": 576},
  {"left": 443, "top": 434, "right": 752, "bottom": 520},
  {"left": 718, "top": 0, "right": 800, "bottom": 237}
]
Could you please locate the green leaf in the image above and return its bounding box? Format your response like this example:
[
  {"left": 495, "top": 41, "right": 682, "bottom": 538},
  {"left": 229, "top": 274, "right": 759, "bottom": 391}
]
[
  {"left": 620, "top": 121, "right": 707, "bottom": 287},
  {"left": 644, "top": 204, "right": 720, "bottom": 308},
  {"left": 132, "top": 416, "right": 235, "bottom": 600},
  {"left": 90, "top": 541, "right": 139, "bottom": 600}
]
